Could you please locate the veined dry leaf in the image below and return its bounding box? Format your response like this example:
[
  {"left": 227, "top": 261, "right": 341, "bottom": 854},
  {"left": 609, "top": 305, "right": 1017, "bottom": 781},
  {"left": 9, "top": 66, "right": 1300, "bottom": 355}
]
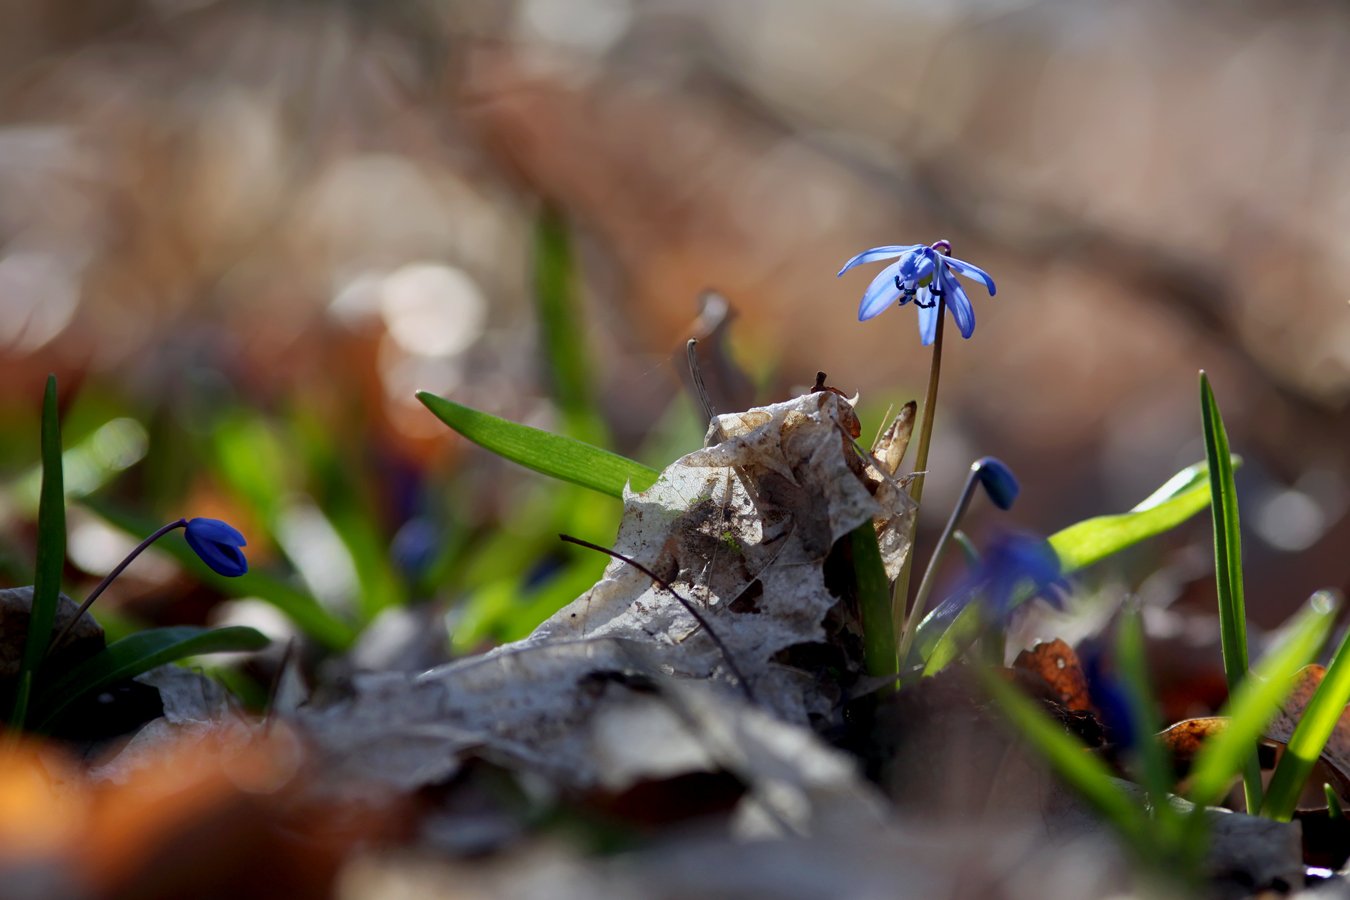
[
  {"left": 304, "top": 392, "right": 914, "bottom": 796},
  {"left": 1013, "top": 639, "right": 1092, "bottom": 712}
]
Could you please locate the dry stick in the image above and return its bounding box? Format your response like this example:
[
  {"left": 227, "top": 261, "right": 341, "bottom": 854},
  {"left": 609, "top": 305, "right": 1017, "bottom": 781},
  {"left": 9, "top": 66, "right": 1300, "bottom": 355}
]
[
  {"left": 560, "top": 534, "right": 756, "bottom": 703},
  {"left": 686, "top": 338, "right": 717, "bottom": 425}
]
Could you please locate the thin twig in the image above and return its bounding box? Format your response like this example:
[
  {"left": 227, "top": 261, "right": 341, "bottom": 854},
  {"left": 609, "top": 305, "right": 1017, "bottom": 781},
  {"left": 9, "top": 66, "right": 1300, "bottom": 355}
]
[
  {"left": 686, "top": 338, "right": 717, "bottom": 426},
  {"left": 560, "top": 534, "right": 755, "bottom": 703}
]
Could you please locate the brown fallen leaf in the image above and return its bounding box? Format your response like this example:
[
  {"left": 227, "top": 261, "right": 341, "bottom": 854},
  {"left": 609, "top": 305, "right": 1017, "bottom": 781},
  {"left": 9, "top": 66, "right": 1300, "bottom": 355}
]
[
  {"left": 1158, "top": 716, "right": 1230, "bottom": 765},
  {"left": 1013, "top": 639, "right": 1091, "bottom": 712}
]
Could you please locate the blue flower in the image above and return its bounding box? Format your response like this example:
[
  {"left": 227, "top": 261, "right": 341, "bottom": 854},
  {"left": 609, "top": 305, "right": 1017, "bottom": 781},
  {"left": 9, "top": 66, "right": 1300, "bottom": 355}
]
[
  {"left": 920, "top": 532, "right": 1066, "bottom": 640},
  {"left": 837, "top": 240, "right": 996, "bottom": 345},
  {"left": 184, "top": 517, "right": 248, "bottom": 577}
]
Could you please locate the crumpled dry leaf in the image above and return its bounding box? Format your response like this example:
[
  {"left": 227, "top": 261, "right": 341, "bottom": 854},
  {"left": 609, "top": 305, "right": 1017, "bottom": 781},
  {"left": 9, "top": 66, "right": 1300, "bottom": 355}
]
[
  {"left": 303, "top": 392, "right": 913, "bottom": 799},
  {"left": 1158, "top": 716, "right": 1230, "bottom": 764},
  {"left": 1013, "top": 638, "right": 1091, "bottom": 712}
]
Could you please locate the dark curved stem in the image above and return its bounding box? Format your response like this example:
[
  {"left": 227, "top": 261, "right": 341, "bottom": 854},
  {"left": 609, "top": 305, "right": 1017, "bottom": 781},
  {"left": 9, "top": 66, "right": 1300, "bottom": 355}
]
[
  {"left": 560, "top": 534, "right": 755, "bottom": 703},
  {"left": 47, "top": 518, "right": 188, "bottom": 656}
]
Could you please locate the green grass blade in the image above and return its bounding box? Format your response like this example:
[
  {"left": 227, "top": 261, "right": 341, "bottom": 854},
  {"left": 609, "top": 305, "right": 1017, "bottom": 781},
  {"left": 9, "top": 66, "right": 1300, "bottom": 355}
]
[
  {"left": 82, "top": 501, "right": 357, "bottom": 650},
  {"left": 534, "top": 207, "right": 608, "bottom": 447},
  {"left": 1116, "top": 604, "right": 1185, "bottom": 845},
  {"left": 11, "top": 376, "right": 67, "bottom": 729},
  {"left": 1263, "top": 592, "right": 1350, "bottom": 821},
  {"left": 1327, "top": 785, "right": 1344, "bottom": 819},
  {"left": 32, "top": 625, "right": 269, "bottom": 730},
  {"left": 1200, "top": 371, "right": 1257, "bottom": 811},
  {"left": 981, "top": 668, "right": 1153, "bottom": 853},
  {"left": 851, "top": 523, "right": 896, "bottom": 677},
  {"left": 1186, "top": 594, "right": 1335, "bottom": 812},
  {"left": 417, "top": 392, "right": 659, "bottom": 499},
  {"left": 1048, "top": 460, "right": 1225, "bottom": 574}
]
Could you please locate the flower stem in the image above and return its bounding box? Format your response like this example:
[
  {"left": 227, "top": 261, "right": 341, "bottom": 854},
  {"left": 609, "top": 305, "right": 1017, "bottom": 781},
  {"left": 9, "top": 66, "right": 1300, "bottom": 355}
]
[
  {"left": 897, "top": 456, "right": 980, "bottom": 666},
  {"left": 891, "top": 309, "right": 945, "bottom": 663},
  {"left": 47, "top": 518, "right": 188, "bottom": 656}
]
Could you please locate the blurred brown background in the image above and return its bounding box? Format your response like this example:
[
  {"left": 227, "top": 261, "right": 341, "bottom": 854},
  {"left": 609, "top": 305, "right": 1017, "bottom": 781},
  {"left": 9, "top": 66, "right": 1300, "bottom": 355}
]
[{"left": 0, "top": 0, "right": 1346, "bottom": 629}]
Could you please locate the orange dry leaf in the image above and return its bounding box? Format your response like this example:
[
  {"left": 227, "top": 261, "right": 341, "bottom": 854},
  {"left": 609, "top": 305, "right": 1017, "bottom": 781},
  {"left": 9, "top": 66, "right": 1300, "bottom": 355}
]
[{"left": 1013, "top": 638, "right": 1091, "bottom": 712}]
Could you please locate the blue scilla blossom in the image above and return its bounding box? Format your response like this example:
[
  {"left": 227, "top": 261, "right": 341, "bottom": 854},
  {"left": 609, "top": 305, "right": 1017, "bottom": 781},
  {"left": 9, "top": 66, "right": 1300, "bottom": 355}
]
[
  {"left": 837, "top": 240, "right": 996, "bottom": 345},
  {"left": 184, "top": 517, "right": 248, "bottom": 577},
  {"left": 921, "top": 532, "right": 1066, "bottom": 641}
]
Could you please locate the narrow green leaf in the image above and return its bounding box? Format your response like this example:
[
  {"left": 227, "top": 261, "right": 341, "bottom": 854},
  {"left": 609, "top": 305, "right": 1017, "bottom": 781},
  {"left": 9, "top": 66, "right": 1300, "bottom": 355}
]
[
  {"left": 1327, "top": 784, "right": 1344, "bottom": 819},
  {"left": 33, "top": 625, "right": 269, "bottom": 730},
  {"left": 981, "top": 669, "right": 1154, "bottom": 853},
  {"left": 417, "top": 392, "right": 659, "bottom": 499},
  {"left": 1200, "top": 371, "right": 1257, "bottom": 811},
  {"left": 1187, "top": 594, "right": 1335, "bottom": 812},
  {"left": 83, "top": 501, "right": 356, "bottom": 650},
  {"left": 1048, "top": 462, "right": 1222, "bottom": 574},
  {"left": 1115, "top": 604, "right": 1185, "bottom": 846},
  {"left": 851, "top": 523, "right": 896, "bottom": 678},
  {"left": 11, "top": 376, "right": 66, "bottom": 728},
  {"left": 1262, "top": 593, "right": 1350, "bottom": 821},
  {"left": 534, "top": 207, "right": 608, "bottom": 447}
]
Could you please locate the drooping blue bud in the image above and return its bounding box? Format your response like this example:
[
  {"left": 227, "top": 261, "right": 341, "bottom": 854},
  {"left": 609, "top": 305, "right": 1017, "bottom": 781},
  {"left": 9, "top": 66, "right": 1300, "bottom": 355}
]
[
  {"left": 184, "top": 517, "right": 248, "bottom": 577},
  {"left": 973, "top": 456, "right": 1019, "bottom": 510}
]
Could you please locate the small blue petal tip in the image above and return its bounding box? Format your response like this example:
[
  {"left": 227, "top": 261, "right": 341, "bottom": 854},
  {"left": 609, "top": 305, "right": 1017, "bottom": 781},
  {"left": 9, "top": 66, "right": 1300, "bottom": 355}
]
[{"left": 184, "top": 517, "right": 249, "bottom": 577}]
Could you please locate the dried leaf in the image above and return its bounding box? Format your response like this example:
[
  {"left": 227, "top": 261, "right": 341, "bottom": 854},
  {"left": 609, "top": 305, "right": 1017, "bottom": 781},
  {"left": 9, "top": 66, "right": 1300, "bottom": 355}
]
[
  {"left": 872, "top": 401, "right": 917, "bottom": 478},
  {"left": 303, "top": 392, "right": 914, "bottom": 795},
  {"left": 1014, "top": 639, "right": 1091, "bottom": 712},
  {"left": 1159, "top": 716, "right": 1230, "bottom": 763}
]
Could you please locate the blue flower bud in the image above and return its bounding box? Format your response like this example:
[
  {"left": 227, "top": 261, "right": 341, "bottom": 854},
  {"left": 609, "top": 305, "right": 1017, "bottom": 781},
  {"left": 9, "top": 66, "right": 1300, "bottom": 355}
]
[
  {"left": 184, "top": 517, "right": 248, "bottom": 577},
  {"left": 973, "top": 456, "right": 1019, "bottom": 510}
]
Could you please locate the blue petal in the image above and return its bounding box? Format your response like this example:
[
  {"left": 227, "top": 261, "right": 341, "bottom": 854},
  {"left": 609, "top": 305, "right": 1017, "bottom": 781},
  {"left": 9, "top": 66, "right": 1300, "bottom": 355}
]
[
  {"left": 916, "top": 295, "right": 940, "bottom": 345},
  {"left": 897, "top": 248, "right": 936, "bottom": 288},
  {"left": 186, "top": 517, "right": 246, "bottom": 547},
  {"left": 942, "top": 255, "right": 997, "bottom": 296},
  {"left": 858, "top": 260, "right": 904, "bottom": 320},
  {"left": 837, "top": 244, "right": 923, "bottom": 277},
  {"left": 941, "top": 268, "right": 976, "bottom": 339}
]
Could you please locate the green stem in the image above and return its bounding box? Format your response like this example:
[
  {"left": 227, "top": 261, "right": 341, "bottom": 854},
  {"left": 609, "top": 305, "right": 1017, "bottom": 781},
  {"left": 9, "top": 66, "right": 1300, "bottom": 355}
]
[
  {"left": 47, "top": 519, "right": 188, "bottom": 656},
  {"left": 897, "top": 454, "right": 976, "bottom": 666},
  {"left": 892, "top": 309, "right": 945, "bottom": 661}
]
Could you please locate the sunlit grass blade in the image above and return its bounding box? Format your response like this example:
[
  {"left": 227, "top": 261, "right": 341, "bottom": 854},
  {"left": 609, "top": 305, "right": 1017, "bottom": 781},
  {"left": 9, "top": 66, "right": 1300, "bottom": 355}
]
[
  {"left": 1199, "top": 371, "right": 1257, "bottom": 811},
  {"left": 10, "top": 376, "right": 66, "bottom": 729},
  {"left": 32, "top": 625, "right": 269, "bottom": 730},
  {"left": 534, "top": 206, "right": 608, "bottom": 447},
  {"left": 1262, "top": 592, "right": 1350, "bottom": 821},
  {"left": 1048, "top": 458, "right": 1229, "bottom": 574},
  {"left": 417, "top": 392, "right": 659, "bottom": 499},
  {"left": 851, "top": 523, "right": 896, "bottom": 677},
  {"left": 980, "top": 668, "right": 1153, "bottom": 854},
  {"left": 1115, "top": 604, "right": 1186, "bottom": 847},
  {"left": 1186, "top": 593, "right": 1335, "bottom": 812},
  {"left": 83, "top": 501, "right": 357, "bottom": 650}
]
